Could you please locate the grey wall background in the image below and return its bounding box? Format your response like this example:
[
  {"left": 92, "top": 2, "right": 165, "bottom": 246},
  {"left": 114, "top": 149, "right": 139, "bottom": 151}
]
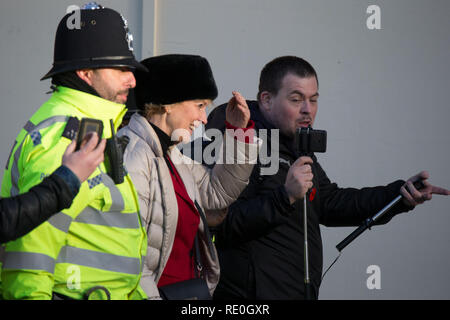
[{"left": 1, "top": 0, "right": 449, "bottom": 299}]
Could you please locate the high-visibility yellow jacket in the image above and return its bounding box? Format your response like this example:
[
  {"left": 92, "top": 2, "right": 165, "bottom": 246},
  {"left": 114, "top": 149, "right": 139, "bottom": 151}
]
[{"left": 0, "top": 86, "right": 147, "bottom": 300}]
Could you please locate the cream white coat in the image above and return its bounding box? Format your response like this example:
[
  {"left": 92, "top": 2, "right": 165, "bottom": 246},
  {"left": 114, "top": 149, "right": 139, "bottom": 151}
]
[{"left": 119, "top": 113, "right": 259, "bottom": 299}]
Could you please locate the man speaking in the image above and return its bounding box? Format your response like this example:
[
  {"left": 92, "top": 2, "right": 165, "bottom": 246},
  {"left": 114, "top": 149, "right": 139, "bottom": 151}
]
[{"left": 205, "top": 56, "right": 449, "bottom": 300}]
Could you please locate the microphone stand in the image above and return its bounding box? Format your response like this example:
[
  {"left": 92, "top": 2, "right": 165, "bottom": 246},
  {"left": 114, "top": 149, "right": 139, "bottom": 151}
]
[
  {"left": 336, "top": 180, "right": 425, "bottom": 252},
  {"left": 303, "top": 194, "right": 313, "bottom": 300},
  {"left": 295, "top": 126, "right": 327, "bottom": 300},
  {"left": 297, "top": 130, "right": 313, "bottom": 300}
]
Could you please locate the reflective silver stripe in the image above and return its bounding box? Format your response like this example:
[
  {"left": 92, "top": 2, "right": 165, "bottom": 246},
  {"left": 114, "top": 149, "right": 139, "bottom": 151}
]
[
  {"left": 47, "top": 212, "right": 73, "bottom": 233},
  {"left": 101, "top": 173, "right": 125, "bottom": 212},
  {"left": 2, "top": 251, "right": 55, "bottom": 273},
  {"left": 25, "top": 116, "right": 68, "bottom": 134},
  {"left": 10, "top": 143, "right": 23, "bottom": 196},
  {"left": 5, "top": 141, "right": 17, "bottom": 170},
  {"left": 74, "top": 206, "right": 140, "bottom": 229},
  {"left": 57, "top": 246, "right": 141, "bottom": 275},
  {"left": 9, "top": 116, "right": 69, "bottom": 197}
]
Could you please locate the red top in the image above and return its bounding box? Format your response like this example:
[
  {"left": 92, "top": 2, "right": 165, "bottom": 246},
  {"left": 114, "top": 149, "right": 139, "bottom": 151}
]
[
  {"left": 225, "top": 120, "right": 255, "bottom": 143},
  {"left": 157, "top": 155, "right": 200, "bottom": 288}
]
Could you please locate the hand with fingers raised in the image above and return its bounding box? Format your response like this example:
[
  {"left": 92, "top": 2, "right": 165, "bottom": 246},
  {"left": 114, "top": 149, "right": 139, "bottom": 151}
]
[{"left": 225, "top": 91, "right": 251, "bottom": 129}]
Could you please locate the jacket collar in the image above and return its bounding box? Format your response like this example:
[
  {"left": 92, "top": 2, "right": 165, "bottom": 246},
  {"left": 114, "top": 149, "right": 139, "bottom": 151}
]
[
  {"left": 149, "top": 122, "right": 177, "bottom": 158},
  {"left": 125, "top": 112, "right": 198, "bottom": 201},
  {"left": 51, "top": 72, "right": 100, "bottom": 98},
  {"left": 52, "top": 86, "right": 127, "bottom": 134},
  {"left": 247, "top": 101, "right": 276, "bottom": 131},
  {"left": 126, "top": 113, "right": 165, "bottom": 157}
]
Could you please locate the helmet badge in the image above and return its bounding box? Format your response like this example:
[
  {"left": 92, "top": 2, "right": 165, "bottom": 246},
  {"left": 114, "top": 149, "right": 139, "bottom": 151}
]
[
  {"left": 81, "top": 2, "right": 103, "bottom": 10},
  {"left": 121, "top": 15, "right": 134, "bottom": 52}
]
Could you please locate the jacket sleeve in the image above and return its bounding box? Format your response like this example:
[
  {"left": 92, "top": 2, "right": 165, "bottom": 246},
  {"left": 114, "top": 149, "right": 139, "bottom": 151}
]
[
  {"left": 214, "top": 165, "right": 298, "bottom": 248},
  {"left": 215, "top": 159, "right": 414, "bottom": 248},
  {"left": 188, "top": 129, "right": 260, "bottom": 210},
  {"left": 314, "top": 160, "right": 414, "bottom": 227},
  {"left": 0, "top": 166, "right": 80, "bottom": 244}
]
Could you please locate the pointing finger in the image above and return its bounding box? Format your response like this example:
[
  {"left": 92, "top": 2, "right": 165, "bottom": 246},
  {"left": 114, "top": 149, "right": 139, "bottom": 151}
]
[{"left": 430, "top": 185, "right": 450, "bottom": 195}]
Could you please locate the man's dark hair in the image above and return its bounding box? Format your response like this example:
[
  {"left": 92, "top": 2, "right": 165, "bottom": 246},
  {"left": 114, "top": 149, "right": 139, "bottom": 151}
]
[{"left": 257, "top": 56, "right": 318, "bottom": 102}]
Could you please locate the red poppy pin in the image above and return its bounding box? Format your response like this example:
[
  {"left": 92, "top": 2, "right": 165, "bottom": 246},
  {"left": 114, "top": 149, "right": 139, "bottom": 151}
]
[{"left": 309, "top": 187, "right": 317, "bottom": 202}]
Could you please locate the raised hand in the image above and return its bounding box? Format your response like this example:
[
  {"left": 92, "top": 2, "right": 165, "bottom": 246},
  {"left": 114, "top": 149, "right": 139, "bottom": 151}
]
[{"left": 225, "top": 91, "right": 250, "bottom": 128}]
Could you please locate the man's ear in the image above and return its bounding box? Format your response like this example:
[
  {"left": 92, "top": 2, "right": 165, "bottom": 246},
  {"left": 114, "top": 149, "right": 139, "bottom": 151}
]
[
  {"left": 259, "top": 91, "right": 272, "bottom": 111},
  {"left": 75, "top": 69, "right": 94, "bottom": 86}
]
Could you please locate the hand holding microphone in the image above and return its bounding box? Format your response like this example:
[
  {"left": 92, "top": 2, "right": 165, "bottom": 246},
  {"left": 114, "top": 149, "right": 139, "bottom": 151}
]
[
  {"left": 400, "top": 171, "right": 450, "bottom": 208},
  {"left": 284, "top": 156, "right": 314, "bottom": 204}
]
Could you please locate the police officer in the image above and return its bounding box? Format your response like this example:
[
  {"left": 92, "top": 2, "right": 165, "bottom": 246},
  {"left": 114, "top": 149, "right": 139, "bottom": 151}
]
[{"left": 1, "top": 3, "right": 148, "bottom": 300}]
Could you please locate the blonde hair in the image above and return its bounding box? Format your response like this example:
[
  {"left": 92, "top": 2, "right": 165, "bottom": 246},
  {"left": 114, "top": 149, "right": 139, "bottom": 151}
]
[
  {"left": 143, "top": 103, "right": 166, "bottom": 118},
  {"left": 143, "top": 99, "right": 214, "bottom": 119}
]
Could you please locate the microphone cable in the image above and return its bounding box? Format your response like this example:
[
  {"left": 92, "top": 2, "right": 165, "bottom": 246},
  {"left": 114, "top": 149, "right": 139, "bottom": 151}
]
[{"left": 321, "top": 251, "right": 342, "bottom": 282}]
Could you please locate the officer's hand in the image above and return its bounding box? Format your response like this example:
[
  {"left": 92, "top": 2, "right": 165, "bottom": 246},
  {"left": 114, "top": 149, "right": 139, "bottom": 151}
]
[
  {"left": 284, "top": 156, "right": 314, "bottom": 204},
  {"left": 225, "top": 91, "right": 250, "bottom": 128},
  {"left": 62, "top": 132, "right": 106, "bottom": 182},
  {"left": 401, "top": 171, "right": 450, "bottom": 207}
]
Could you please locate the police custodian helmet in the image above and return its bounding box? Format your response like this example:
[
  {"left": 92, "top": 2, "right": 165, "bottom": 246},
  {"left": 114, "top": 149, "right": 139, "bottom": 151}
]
[{"left": 41, "top": 2, "right": 147, "bottom": 80}]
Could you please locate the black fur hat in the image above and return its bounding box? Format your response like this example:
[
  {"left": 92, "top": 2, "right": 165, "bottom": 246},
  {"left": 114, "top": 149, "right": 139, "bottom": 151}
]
[{"left": 134, "top": 54, "right": 218, "bottom": 109}]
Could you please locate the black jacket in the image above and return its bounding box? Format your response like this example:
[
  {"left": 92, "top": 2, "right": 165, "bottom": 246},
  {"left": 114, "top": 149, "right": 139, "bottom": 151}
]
[
  {"left": 203, "top": 101, "right": 412, "bottom": 300},
  {"left": 0, "top": 166, "right": 80, "bottom": 244}
]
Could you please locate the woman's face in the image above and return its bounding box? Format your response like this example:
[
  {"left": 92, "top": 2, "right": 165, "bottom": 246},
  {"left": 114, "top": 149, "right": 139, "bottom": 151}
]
[{"left": 165, "top": 99, "right": 210, "bottom": 143}]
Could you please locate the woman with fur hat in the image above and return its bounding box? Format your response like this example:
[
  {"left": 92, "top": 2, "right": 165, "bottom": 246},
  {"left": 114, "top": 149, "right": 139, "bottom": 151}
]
[{"left": 118, "top": 54, "right": 259, "bottom": 299}]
